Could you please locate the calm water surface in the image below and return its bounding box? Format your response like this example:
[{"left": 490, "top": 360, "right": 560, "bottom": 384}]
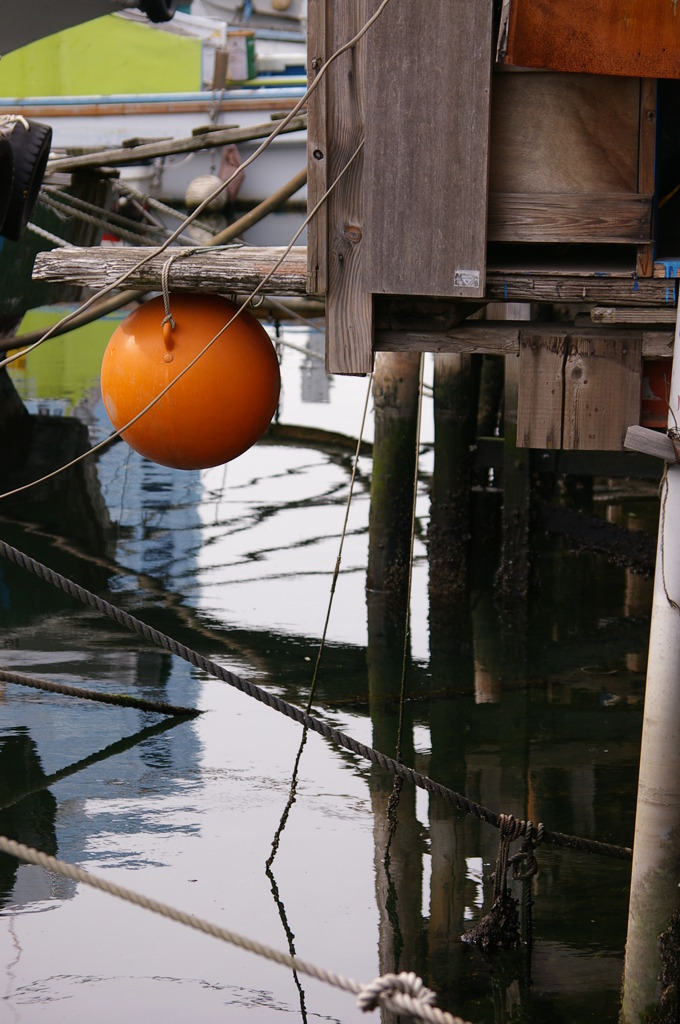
[{"left": 0, "top": 307, "right": 655, "bottom": 1023}]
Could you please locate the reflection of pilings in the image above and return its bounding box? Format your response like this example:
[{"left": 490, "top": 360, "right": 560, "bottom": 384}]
[
  {"left": 428, "top": 353, "right": 480, "bottom": 599},
  {"left": 366, "top": 590, "right": 423, "bottom": 1019},
  {"left": 623, "top": 510, "right": 654, "bottom": 674},
  {"left": 622, "top": 466, "right": 680, "bottom": 1023},
  {"left": 367, "top": 352, "right": 421, "bottom": 593},
  {"left": 494, "top": 304, "right": 531, "bottom": 606},
  {"left": 426, "top": 614, "right": 474, "bottom": 993}
]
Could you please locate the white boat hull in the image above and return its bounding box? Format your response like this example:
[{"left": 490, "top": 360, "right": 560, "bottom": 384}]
[{"left": 0, "top": 89, "right": 308, "bottom": 207}]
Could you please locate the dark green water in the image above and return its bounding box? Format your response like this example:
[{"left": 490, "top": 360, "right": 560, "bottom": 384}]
[{"left": 0, "top": 310, "right": 656, "bottom": 1024}]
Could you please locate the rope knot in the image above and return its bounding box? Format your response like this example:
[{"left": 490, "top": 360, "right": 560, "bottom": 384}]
[
  {"left": 510, "top": 820, "right": 545, "bottom": 881},
  {"left": 357, "top": 971, "right": 437, "bottom": 1013}
]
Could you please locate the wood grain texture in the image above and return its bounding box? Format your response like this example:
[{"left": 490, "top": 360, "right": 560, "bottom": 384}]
[
  {"left": 363, "top": 0, "right": 492, "bottom": 298},
  {"left": 503, "top": 0, "right": 680, "bottom": 79},
  {"left": 306, "top": 0, "right": 327, "bottom": 293},
  {"left": 322, "top": 0, "right": 373, "bottom": 374},
  {"left": 488, "top": 192, "right": 653, "bottom": 244},
  {"left": 635, "top": 79, "right": 657, "bottom": 277},
  {"left": 516, "top": 333, "right": 567, "bottom": 448},
  {"left": 563, "top": 334, "right": 642, "bottom": 450},
  {"left": 489, "top": 72, "right": 640, "bottom": 195},
  {"left": 32, "top": 246, "right": 310, "bottom": 295}
]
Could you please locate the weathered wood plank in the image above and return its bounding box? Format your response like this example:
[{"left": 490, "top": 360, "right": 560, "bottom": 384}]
[
  {"left": 32, "top": 246, "right": 310, "bottom": 295},
  {"left": 306, "top": 0, "right": 327, "bottom": 294},
  {"left": 374, "top": 320, "right": 672, "bottom": 359},
  {"left": 488, "top": 193, "right": 653, "bottom": 244},
  {"left": 322, "top": 0, "right": 373, "bottom": 374},
  {"left": 636, "top": 79, "right": 657, "bottom": 277},
  {"left": 563, "top": 335, "right": 642, "bottom": 450},
  {"left": 484, "top": 272, "right": 676, "bottom": 307},
  {"left": 625, "top": 425, "right": 678, "bottom": 463},
  {"left": 516, "top": 333, "right": 567, "bottom": 448},
  {"left": 363, "top": 0, "right": 492, "bottom": 298},
  {"left": 591, "top": 306, "right": 676, "bottom": 325}
]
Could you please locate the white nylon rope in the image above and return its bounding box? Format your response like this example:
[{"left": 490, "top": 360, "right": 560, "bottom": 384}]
[{"left": 0, "top": 834, "right": 473, "bottom": 1024}]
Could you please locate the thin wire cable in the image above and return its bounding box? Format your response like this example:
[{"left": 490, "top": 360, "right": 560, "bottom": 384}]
[
  {"left": 2, "top": 0, "right": 392, "bottom": 371},
  {"left": 0, "top": 835, "right": 472, "bottom": 1024},
  {"left": 0, "top": 140, "right": 364, "bottom": 503},
  {"left": 0, "top": 536, "right": 633, "bottom": 862}
]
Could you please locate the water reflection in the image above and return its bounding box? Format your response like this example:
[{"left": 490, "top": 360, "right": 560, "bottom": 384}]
[{"left": 0, "top": 310, "right": 655, "bottom": 1023}]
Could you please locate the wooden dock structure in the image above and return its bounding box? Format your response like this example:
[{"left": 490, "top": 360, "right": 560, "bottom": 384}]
[{"left": 33, "top": 0, "right": 680, "bottom": 454}]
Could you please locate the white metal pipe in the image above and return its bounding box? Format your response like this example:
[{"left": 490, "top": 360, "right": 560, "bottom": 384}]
[{"left": 621, "top": 292, "right": 680, "bottom": 1022}]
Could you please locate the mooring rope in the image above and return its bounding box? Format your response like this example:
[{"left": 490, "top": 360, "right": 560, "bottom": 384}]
[
  {"left": 0, "top": 537, "right": 631, "bottom": 861},
  {"left": 0, "top": 668, "right": 200, "bottom": 717},
  {"left": 0, "top": 835, "right": 472, "bottom": 1024}
]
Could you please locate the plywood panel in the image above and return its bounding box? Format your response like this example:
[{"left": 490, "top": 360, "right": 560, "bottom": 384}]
[
  {"left": 502, "top": 0, "right": 680, "bottom": 80},
  {"left": 489, "top": 72, "right": 640, "bottom": 195},
  {"left": 363, "top": 0, "right": 492, "bottom": 298}
]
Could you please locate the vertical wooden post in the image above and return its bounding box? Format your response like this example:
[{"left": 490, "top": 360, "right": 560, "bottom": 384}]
[
  {"left": 366, "top": 590, "right": 422, "bottom": 982},
  {"left": 497, "top": 304, "right": 532, "bottom": 603},
  {"left": 367, "top": 351, "right": 421, "bottom": 593},
  {"left": 428, "top": 352, "right": 480, "bottom": 599},
  {"left": 622, "top": 298, "right": 680, "bottom": 1023}
]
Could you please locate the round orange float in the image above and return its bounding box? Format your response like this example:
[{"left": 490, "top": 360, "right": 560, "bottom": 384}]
[{"left": 100, "top": 293, "right": 280, "bottom": 470}]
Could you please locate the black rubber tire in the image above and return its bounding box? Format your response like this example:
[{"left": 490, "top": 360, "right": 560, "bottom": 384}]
[
  {"left": 0, "top": 120, "right": 52, "bottom": 243},
  {"left": 138, "top": 0, "right": 180, "bottom": 23},
  {"left": 0, "top": 137, "right": 14, "bottom": 232}
]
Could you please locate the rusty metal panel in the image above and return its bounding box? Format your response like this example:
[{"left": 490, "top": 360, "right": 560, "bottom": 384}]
[{"left": 500, "top": 0, "right": 680, "bottom": 79}]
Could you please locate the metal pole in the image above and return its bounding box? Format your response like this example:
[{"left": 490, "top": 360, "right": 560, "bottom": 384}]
[{"left": 621, "top": 294, "right": 680, "bottom": 1022}]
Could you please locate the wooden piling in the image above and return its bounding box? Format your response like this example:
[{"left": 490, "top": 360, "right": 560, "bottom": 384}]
[
  {"left": 365, "top": 589, "right": 422, "bottom": 987},
  {"left": 427, "top": 353, "right": 480, "bottom": 598},
  {"left": 495, "top": 304, "right": 532, "bottom": 604},
  {"left": 367, "top": 351, "right": 421, "bottom": 594}
]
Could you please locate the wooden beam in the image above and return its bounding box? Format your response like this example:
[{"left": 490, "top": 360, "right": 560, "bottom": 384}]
[
  {"left": 32, "top": 246, "right": 310, "bottom": 296},
  {"left": 318, "top": 0, "right": 373, "bottom": 374},
  {"left": 488, "top": 192, "right": 653, "bottom": 244},
  {"left": 306, "top": 0, "right": 328, "bottom": 295},
  {"left": 375, "top": 320, "right": 672, "bottom": 359}
]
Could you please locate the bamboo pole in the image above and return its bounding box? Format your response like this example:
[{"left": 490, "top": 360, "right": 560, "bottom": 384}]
[{"left": 621, "top": 293, "right": 680, "bottom": 1022}]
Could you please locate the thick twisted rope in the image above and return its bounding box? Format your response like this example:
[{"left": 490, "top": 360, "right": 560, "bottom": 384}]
[
  {"left": 0, "top": 668, "right": 200, "bottom": 717},
  {"left": 0, "top": 537, "right": 631, "bottom": 861},
  {"left": 0, "top": 835, "right": 472, "bottom": 1024}
]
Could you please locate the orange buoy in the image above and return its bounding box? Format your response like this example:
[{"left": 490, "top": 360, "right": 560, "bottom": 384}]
[{"left": 100, "top": 293, "right": 280, "bottom": 470}]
